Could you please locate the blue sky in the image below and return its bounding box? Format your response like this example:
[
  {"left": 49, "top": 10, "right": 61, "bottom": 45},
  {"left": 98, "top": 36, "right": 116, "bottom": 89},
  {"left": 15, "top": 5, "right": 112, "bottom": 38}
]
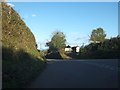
[{"left": 7, "top": 2, "right": 118, "bottom": 50}]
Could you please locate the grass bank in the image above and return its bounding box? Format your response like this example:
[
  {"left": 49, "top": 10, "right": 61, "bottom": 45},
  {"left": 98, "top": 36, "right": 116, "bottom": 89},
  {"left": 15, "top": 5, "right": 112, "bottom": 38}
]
[{"left": 2, "top": 47, "right": 46, "bottom": 88}]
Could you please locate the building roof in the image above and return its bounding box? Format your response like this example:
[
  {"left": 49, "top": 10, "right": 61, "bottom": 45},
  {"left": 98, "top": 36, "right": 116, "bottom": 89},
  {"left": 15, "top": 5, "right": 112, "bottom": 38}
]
[{"left": 66, "top": 45, "right": 71, "bottom": 48}]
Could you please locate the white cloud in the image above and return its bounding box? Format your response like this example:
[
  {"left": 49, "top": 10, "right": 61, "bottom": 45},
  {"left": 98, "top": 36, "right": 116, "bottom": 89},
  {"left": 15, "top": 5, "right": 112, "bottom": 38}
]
[
  {"left": 32, "top": 14, "right": 36, "bottom": 17},
  {"left": 7, "top": 3, "right": 15, "bottom": 7}
]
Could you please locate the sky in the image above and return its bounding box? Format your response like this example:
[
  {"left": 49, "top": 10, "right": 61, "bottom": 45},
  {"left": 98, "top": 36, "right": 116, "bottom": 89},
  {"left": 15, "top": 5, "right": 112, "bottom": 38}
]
[
  {"left": 6, "top": 0, "right": 120, "bottom": 2},
  {"left": 6, "top": 2, "right": 118, "bottom": 50}
]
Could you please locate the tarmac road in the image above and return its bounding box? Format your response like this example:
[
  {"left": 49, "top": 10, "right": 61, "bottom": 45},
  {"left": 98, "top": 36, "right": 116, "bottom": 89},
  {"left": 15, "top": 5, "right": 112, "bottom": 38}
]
[{"left": 28, "top": 59, "right": 118, "bottom": 88}]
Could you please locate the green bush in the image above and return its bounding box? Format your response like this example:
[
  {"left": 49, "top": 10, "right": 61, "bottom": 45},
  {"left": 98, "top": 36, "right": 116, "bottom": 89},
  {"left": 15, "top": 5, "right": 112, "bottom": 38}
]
[{"left": 78, "top": 36, "right": 120, "bottom": 59}]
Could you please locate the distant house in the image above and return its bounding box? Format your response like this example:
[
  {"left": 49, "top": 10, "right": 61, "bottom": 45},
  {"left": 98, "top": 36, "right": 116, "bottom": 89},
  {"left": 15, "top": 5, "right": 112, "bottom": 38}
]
[
  {"left": 65, "top": 45, "right": 80, "bottom": 53},
  {"left": 76, "top": 46, "right": 80, "bottom": 53},
  {"left": 65, "top": 45, "right": 72, "bottom": 52},
  {"left": 72, "top": 46, "right": 80, "bottom": 53}
]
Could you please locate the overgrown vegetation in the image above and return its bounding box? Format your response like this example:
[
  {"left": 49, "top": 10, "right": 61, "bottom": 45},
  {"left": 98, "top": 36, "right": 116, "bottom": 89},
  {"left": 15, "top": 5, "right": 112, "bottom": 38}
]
[
  {"left": 79, "top": 36, "right": 120, "bottom": 59},
  {"left": 2, "top": 2, "right": 46, "bottom": 88}
]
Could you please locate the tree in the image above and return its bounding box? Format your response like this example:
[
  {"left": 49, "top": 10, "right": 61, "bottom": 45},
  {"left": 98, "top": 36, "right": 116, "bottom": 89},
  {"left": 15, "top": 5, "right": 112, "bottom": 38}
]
[
  {"left": 46, "top": 31, "right": 66, "bottom": 52},
  {"left": 90, "top": 28, "right": 106, "bottom": 43}
]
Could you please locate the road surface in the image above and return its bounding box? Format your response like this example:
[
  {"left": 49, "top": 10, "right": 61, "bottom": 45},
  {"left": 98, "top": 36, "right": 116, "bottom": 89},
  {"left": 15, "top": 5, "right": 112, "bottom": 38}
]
[{"left": 28, "top": 59, "right": 118, "bottom": 88}]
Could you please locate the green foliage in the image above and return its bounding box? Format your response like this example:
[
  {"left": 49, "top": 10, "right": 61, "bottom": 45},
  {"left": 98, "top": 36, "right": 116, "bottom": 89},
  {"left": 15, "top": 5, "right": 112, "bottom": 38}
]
[
  {"left": 79, "top": 36, "right": 120, "bottom": 59},
  {"left": 47, "top": 31, "right": 66, "bottom": 52},
  {"left": 45, "top": 31, "right": 71, "bottom": 59},
  {"left": 90, "top": 28, "right": 106, "bottom": 43}
]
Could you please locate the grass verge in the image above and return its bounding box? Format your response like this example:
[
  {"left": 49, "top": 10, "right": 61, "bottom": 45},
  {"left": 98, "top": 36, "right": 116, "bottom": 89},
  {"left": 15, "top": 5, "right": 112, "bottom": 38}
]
[{"left": 2, "top": 47, "right": 46, "bottom": 88}]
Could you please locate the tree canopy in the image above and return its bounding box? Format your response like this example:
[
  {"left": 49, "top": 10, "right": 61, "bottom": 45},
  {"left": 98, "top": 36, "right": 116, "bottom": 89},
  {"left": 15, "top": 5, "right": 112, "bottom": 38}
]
[
  {"left": 90, "top": 28, "right": 106, "bottom": 43},
  {"left": 46, "top": 31, "right": 66, "bottom": 52}
]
